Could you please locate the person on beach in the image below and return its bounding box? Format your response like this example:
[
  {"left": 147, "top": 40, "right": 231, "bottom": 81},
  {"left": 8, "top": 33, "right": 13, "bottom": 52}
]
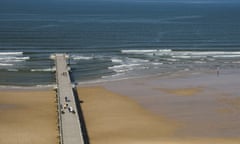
[
  {"left": 64, "top": 103, "right": 68, "bottom": 109},
  {"left": 68, "top": 106, "right": 73, "bottom": 112},
  {"left": 65, "top": 96, "right": 68, "bottom": 102}
]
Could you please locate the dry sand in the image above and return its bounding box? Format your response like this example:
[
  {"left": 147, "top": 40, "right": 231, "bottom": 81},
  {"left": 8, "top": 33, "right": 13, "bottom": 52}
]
[
  {"left": 0, "top": 90, "right": 58, "bottom": 144},
  {"left": 78, "top": 72, "right": 240, "bottom": 144}
]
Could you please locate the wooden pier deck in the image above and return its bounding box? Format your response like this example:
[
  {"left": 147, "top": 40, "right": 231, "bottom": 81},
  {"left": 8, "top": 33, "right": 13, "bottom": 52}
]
[{"left": 52, "top": 54, "right": 84, "bottom": 144}]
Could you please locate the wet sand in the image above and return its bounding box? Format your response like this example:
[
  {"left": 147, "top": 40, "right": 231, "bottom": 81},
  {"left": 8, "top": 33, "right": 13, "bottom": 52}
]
[
  {"left": 78, "top": 86, "right": 178, "bottom": 144},
  {"left": 0, "top": 90, "right": 58, "bottom": 144},
  {"left": 78, "top": 71, "right": 240, "bottom": 143}
]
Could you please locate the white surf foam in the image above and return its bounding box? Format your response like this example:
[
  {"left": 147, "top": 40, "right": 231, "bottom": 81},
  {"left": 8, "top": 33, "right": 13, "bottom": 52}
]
[
  {"left": 170, "top": 51, "right": 240, "bottom": 56},
  {"left": 122, "top": 49, "right": 172, "bottom": 54},
  {"left": 0, "top": 84, "right": 56, "bottom": 90},
  {"left": 109, "top": 56, "right": 151, "bottom": 75},
  {"left": 121, "top": 49, "right": 158, "bottom": 54},
  {"left": 109, "top": 64, "right": 141, "bottom": 73},
  {"left": 127, "top": 58, "right": 149, "bottom": 63},
  {"left": 0, "top": 52, "right": 29, "bottom": 67},
  {"left": 212, "top": 55, "right": 240, "bottom": 58},
  {"left": 172, "top": 55, "right": 192, "bottom": 59},
  {"left": 71, "top": 55, "right": 93, "bottom": 60},
  {"left": 0, "top": 56, "right": 30, "bottom": 61},
  {"left": 0, "top": 52, "right": 23, "bottom": 55},
  {"left": 101, "top": 73, "right": 125, "bottom": 79},
  {"left": 152, "top": 62, "right": 163, "bottom": 65},
  {"left": 0, "top": 63, "right": 13, "bottom": 66},
  {"left": 30, "top": 68, "right": 55, "bottom": 72},
  {"left": 111, "top": 58, "right": 123, "bottom": 63},
  {"left": 165, "top": 58, "right": 178, "bottom": 62},
  {"left": 122, "top": 50, "right": 240, "bottom": 58},
  {"left": 153, "top": 51, "right": 240, "bottom": 61}
]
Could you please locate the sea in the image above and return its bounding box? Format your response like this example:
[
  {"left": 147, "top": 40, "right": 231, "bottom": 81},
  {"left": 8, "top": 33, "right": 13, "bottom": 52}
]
[{"left": 0, "top": 0, "right": 240, "bottom": 86}]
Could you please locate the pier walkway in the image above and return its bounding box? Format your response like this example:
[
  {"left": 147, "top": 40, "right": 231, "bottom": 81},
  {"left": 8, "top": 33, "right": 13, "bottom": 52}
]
[{"left": 52, "top": 54, "right": 84, "bottom": 144}]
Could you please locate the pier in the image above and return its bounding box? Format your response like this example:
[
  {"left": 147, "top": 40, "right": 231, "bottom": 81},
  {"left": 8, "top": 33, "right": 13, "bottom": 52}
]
[{"left": 51, "top": 54, "right": 85, "bottom": 144}]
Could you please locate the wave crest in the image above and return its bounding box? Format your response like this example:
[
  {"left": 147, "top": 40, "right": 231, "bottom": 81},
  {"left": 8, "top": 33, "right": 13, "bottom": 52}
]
[
  {"left": 30, "top": 68, "right": 55, "bottom": 72},
  {"left": 71, "top": 55, "right": 93, "bottom": 60}
]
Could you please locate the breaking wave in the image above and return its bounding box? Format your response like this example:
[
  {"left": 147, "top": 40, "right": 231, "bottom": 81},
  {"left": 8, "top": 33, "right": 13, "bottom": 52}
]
[
  {"left": 111, "top": 58, "right": 123, "bottom": 63},
  {"left": 0, "top": 63, "right": 13, "bottom": 66},
  {"left": 30, "top": 68, "right": 55, "bottom": 72},
  {"left": 0, "top": 52, "right": 23, "bottom": 56},
  {"left": 121, "top": 49, "right": 240, "bottom": 58},
  {"left": 71, "top": 55, "right": 94, "bottom": 60},
  {"left": 121, "top": 49, "right": 171, "bottom": 54},
  {"left": 0, "top": 52, "right": 29, "bottom": 67}
]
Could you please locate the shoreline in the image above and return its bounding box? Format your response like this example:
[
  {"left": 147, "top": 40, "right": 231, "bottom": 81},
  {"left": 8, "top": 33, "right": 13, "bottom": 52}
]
[
  {"left": 0, "top": 67, "right": 239, "bottom": 89},
  {"left": 76, "top": 68, "right": 240, "bottom": 91}
]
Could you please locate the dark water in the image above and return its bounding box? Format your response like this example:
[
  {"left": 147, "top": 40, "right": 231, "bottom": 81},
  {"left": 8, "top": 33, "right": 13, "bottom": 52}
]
[{"left": 0, "top": 1, "right": 240, "bottom": 86}]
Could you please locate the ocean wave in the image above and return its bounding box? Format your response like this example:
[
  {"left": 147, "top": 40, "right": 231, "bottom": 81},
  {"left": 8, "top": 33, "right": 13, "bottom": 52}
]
[
  {"left": 109, "top": 64, "right": 141, "bottom": 69},
  {"left": 177, "top": 51, "right": 240, "bottom": 56},
  {"left": 111, "top": 58, "right": 123, "bottom": 63},
  {"left": 71, "top": 55, "right": 93, "bottom": 60},
  {"left": 109, "top": 64, "right": 141, "bottom": 73},
  {"left": 165, "top": 58, "right": 178, "bottom": 62},
  {"left": 122, "top": 50, "right": 240, "bottom": 59},
  {"left": 121, "top": 49, "right": 158, "bottom": 54},
  {"left": 152, "top": 62, "right": 163, "bottom": 65},
  {"left": 212, "top": 55, "right": 240, "bottom": 58},
  {"left": 162, "top": 51, "right": 240, "bottom": 57},
  {"left": 101, "top": 73, "right": 125, "bottom": 79},
  {"left": 0, "top": 56, "right": 30, "bottom": 67},
  {"left": 0, "top": 84, "right": 56, "bottom": 90},
  {"left": 0, "top": 52, "right": 23, "bottom": 55},
  {"left": 0, "top": 56, "right": 30, "bottom": 61},
  {"left": 0, "top": 63, "right": 13, "bottom": 66},
  {"left": 172, "top": 55, "right": 192, "bottom": 59},
  {"left": 35, "top": 84, "right": 57, "bottom": 89},
  {"left": 127, "top": 58, "right": 149, "bottom": 63},
  {"left": 121, "top": 49, "right": 172, "bottom": 54},
  {"left": 30, "top": 68, "right": 55, "bottom": 72}
]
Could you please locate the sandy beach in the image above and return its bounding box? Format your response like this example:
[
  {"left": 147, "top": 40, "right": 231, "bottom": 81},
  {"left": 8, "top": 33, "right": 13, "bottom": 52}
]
[
  {"left": 0, "top": 70, "right": 240, "bottom": 144},
  {"left": 0, "top": 89, "right": 58, "bottom": 144},
  {"left": 78, "top": 70, "right": 240, "bottom": 144}
]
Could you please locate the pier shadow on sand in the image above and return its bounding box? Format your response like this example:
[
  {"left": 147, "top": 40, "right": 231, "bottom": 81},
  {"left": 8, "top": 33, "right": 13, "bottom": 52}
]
[{"left": 70, "top": 72, "right": 90, "bottom": 144}]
